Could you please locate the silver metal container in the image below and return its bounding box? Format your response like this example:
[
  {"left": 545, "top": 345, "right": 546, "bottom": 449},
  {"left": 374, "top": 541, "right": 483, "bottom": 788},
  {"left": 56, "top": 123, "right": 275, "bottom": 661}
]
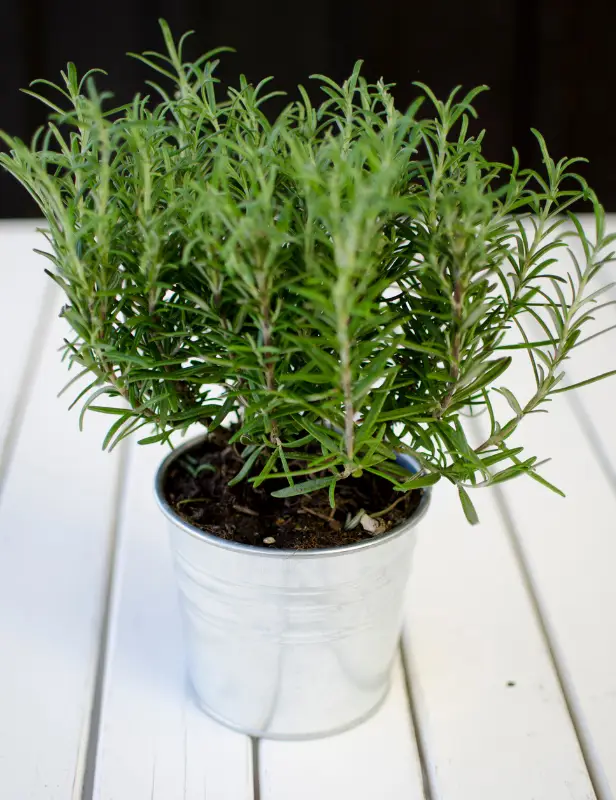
[{"left": 155, "top": 437, "right": 431, "bottom": 740}]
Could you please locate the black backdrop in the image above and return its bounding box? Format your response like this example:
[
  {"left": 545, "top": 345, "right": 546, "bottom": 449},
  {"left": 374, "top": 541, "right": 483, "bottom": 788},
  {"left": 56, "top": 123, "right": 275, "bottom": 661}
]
[{"left": 1, "top": 0, "right": 614, "bottom": 217}]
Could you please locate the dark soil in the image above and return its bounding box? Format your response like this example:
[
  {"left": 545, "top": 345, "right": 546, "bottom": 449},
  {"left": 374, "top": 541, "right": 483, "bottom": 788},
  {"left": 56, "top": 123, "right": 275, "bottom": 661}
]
[{"left": 163, "top": 430, "right": 422, "bottom": 550}]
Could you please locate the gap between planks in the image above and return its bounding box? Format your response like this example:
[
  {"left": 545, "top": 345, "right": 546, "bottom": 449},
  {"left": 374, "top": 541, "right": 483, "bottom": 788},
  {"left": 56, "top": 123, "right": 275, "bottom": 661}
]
[
  {"left": 78, "top": 440, "right": 131, "bottom": 800},
  {"left": 251, "top": 737, "right": 261, "bottom": 800},
  {"left": 0, "top": 281, "right": 57, "bottom": 497},
  {"left": 399, "top": 641, "right": 434, "bottom": 800}
]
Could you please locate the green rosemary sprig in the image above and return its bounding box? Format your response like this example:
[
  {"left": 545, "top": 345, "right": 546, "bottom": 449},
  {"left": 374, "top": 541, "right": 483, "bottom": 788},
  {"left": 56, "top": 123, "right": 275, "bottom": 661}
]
[{"left": 2, "top": 19, "right": 615, "bottom": 522}]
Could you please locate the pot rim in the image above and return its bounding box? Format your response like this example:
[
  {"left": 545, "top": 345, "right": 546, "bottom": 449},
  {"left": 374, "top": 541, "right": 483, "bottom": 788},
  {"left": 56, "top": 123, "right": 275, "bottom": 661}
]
[{"left": 154, "top": 434, "right": 431, "bottom": 559}]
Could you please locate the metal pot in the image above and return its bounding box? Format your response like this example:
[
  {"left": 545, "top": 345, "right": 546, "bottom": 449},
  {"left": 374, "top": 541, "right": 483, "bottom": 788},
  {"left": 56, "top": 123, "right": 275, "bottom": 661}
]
[{"left": 155, "top": 437, "right": 431, "bottom": 740}]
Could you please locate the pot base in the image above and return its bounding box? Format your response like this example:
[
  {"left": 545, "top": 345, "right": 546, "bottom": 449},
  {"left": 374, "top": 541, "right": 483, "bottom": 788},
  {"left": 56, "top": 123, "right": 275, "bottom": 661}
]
[{"left": 190, "top": 678, "right": 392, "bottom": 740}]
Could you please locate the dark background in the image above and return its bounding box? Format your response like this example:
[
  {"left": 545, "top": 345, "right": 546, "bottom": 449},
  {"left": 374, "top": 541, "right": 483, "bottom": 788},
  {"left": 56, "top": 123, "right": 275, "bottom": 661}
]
[{"left": 0, "top": 0, "right": 613, "bottom": 217}]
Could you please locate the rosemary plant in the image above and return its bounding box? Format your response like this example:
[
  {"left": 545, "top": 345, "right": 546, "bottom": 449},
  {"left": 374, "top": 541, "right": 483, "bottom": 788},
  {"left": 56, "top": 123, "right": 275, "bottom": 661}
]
[{"left": 2, "top": 20, "right": 615, "bottom": 522}]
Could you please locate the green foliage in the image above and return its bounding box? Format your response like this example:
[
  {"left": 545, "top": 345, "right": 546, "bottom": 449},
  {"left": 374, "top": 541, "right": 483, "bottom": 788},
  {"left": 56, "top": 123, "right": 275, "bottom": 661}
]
[{"left": 2, "top": 19, "right": 615, "bottom": 522}]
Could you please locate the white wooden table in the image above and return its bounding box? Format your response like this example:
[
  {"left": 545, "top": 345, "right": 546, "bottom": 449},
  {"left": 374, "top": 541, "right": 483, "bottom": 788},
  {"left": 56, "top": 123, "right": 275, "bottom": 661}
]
[{"left": 1, "top": 219, "right": 615, "bottom": 800}]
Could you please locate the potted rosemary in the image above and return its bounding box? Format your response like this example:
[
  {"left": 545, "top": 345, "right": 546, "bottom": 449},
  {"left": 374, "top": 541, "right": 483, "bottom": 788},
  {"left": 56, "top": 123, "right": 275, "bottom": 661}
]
[{"left": 2, "top": 21, "right": 615, "bottom": 739}]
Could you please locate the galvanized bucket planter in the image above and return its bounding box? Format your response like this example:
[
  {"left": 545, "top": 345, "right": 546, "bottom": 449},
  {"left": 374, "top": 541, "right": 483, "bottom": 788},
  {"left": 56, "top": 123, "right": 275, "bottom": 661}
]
[{"left": 155, "top": 437, "right": 431, "bottom": 740}]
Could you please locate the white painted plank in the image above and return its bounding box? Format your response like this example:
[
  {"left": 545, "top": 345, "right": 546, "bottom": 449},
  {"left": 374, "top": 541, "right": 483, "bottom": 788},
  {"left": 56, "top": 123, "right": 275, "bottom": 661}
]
[
  {"left": 478, "top": 233, "right": 616, "bottom": 797},
  {"left": 260, "top": 656, "right": 426, "bottom": 800},
  {"left": 0, "top": 307, "right": 122, "bottom": 799},
  {"left": 0, "top": 221, "right": 52, "bottom": 461},
  {"left": 93, "top": 440, "right": 254, "bottom": 800},
  {"left": 402, "top": 480, "right": 596, "bottom": 800}
]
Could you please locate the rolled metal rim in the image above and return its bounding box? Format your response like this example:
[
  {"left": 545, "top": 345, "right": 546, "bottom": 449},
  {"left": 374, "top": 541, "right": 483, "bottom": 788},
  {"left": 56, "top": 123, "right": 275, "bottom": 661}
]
[{"left": 154, "top": 434, "right": 432, "bottom": 559}]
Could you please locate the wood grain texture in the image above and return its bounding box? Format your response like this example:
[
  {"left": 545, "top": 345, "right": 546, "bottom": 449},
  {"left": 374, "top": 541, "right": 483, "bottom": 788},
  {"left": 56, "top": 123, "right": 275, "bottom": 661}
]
[{"left": 0, "top": 307, "right": 122, "bottom": 799}]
